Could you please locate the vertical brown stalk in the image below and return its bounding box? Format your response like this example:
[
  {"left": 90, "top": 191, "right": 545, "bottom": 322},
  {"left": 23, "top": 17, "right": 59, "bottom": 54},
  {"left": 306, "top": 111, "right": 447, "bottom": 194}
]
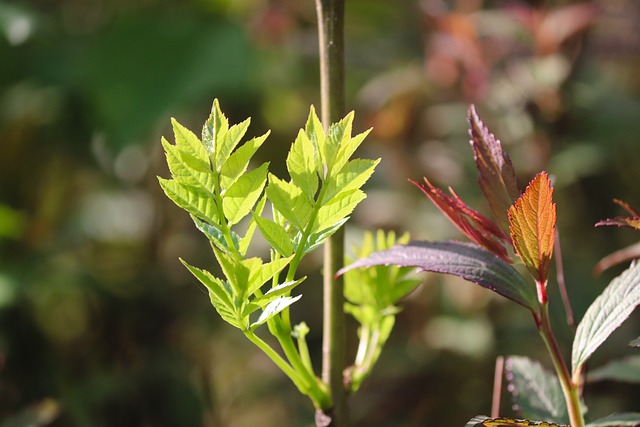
[{"left": 315, "top": 0, "right": 347, "bottom": 425}]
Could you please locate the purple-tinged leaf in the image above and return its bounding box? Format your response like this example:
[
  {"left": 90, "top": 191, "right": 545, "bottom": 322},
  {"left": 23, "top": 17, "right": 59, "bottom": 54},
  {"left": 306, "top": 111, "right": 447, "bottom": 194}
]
[
  {"left": 412, "top": 178, "right": 512, "bottom": 262},
  {"left": 468, "top": 105, "right": 520, "bottom": 233},
  {"left": 338, "top": 240, "right": 537, "bottom": 312}
]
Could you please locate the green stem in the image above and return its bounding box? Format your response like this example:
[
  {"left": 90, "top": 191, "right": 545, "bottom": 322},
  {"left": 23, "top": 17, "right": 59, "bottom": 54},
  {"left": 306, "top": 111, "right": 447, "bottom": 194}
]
[{"left": 538, "top": 304, "right": 585, "bottom": 427}]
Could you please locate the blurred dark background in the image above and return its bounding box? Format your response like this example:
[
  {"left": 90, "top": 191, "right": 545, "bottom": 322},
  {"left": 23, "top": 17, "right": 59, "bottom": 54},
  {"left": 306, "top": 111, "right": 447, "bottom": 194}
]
[{"left": 1, "top": 0, "right": 639, "bottom": 426}]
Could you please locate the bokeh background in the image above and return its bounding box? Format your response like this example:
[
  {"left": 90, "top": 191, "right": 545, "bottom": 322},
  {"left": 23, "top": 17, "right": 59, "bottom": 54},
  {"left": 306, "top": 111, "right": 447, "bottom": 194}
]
[{"left": 1, "top": 0, "right": 640, "bottom": 425}]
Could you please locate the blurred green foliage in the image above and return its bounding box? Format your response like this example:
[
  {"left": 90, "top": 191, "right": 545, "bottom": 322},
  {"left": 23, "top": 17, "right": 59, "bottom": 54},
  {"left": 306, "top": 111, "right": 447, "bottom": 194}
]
[{"left": 1, "top": 0, "right": 640, "bottom": 426}]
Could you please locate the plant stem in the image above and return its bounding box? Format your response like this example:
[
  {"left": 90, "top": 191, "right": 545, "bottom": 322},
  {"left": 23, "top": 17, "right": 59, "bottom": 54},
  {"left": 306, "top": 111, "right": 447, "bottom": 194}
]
[
  {"left": 538, "top": 304, "right": 585, "bottom": 427},
  {"left": 316, "top": 0, "right": 347, "bottom": 424}
]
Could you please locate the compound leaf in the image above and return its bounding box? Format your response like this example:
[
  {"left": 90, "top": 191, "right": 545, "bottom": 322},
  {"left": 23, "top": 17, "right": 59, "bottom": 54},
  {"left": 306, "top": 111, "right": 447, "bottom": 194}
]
[
  {"left": 572, "top": 261, "right": 640, "bottom": 377},
  {"left": 338, "top": 240, "right": 538, "bottom": 312},
  {"left": 323, "top": 158, "right": 380, "bottom": 202}
]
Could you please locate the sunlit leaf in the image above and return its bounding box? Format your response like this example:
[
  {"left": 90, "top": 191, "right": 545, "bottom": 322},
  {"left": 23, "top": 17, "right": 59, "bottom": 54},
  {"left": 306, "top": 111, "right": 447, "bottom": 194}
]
[
  {"left": 254, "top": 216, "right": 294, "bottom": 257},
  {"left": 202, "top": 99, "right": 229, "bottom": 168},
  {"left": 508, "top": 172, "right": 556, "bottom": 284},
  {"left": 251, "top": 295, "right": 302, "bottom": 329},
  {"left": 158, "top": 178, "right": 219, "bottom": 224},
  {"left": 246, "top": 256, "right": 293, "bottom": 296},
  {"left": 287, "top": 129, "right": 318, "bottom": 199},
  {"left": 468, "top": 105, "right": 520, "bottom": 233},
  {"left": 323, "top": 158, "right": 380, "bottom": 202},
  {"left": 192, "top": 216, "right": 240, "bottom": 254},
  {"left": 588, "top": 356, "right": 640, "bottom": 383},
  {"left": 572, "top": 261, "right": 640, "bottom": 377},
  {"left": 252, "top": 279, "right": 305, "bottom": 309},
  {"left": 586, "top": 413, "right": 640, "bottom": 426},
  {"left": 323, "top": 112, "right": 353, "bottom": 173},
  {"left": 162, "top": 138, "right": 215, "bottom": 193},
  {"left": 333, "top": 128, "right": 372, "bottom": 173},
  {"left": 465, "top": 415, "right": 568, "bottom": 427},
  {"left": 338, "top": 240, "right": 538, "bottom": 311},
  {"left": 238, "top": 195, "right": 266, "bottom": 256},
  {"left": 222, "top": 162, "right": 269, "bottom": 225},
  {"left": 315, "top": 189, "right": 366, "bottom": 233},
  {"left": 170, "top": 118, "right": 210, "bottom": 164},
  {"left": 412, "top": 178, "right": 511, "bottom": 262},
  {"left": 505, "top": 356, "right": 569, "bottom": 424},
  {"left": 180, "top": 259, "right": 240, "bottom": 328},
  {"left": 218, "top": 118, "right": 250, "bottom": 168},
  {"left": 266, "top": 174, "right": 313, "bottom": 231},
  {"left": 304, "top": 106, "right": 325, "bottom": 174},
  {"left": 220, "top": 132, "right": 269, "bottom": 188}
]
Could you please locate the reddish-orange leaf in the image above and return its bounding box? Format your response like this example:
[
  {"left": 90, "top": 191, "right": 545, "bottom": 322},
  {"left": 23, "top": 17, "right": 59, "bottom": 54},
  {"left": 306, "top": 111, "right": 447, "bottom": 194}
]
[
  {"left": 508, "top": 172, "right": 556, "bottom": 284},
  {"left": 468, "top": 105, "right": 520, "bottom": 234},
  {"left": 412, "top": 178, "right": 512, "bottom": 262}
]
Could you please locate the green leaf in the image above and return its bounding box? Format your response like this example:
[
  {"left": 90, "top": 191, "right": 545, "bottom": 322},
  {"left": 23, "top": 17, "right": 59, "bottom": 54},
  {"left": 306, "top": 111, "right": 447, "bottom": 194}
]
[
  {"left": 202, "top": 99, "right": 229, "bottom": 167},
  {"left": 323, "top": 158, "right": 380, "bottom": 202},
  {"left": 253, "top": 279, "right": 305, "bottom": 308},
  {"left": 192, "top": 216, "right": 240, "bottom": 254},
  {"left": 171, "top": 118, "right": 210, "bottom": 164},
  {"left": 315, "top": 189, "right": 366, "bottom": 233},
  {"left": 287, "top": 129, "right": 318, "bottom": 198},
  {"left": 162, "top": 138, "right": 215, "bottom": 191},
  {"left": 254, "top": 216, "right": 294, "bottom": 257},
  {"left": 465, "top": 416, "right": 568, "bottom": 427},
  {"left": 572, "top": 261, "right": 640, "bottom": 377},
  {"left": 505, "top": 356, "right": 569, "bottom": 424},
  {"left": 338, "top": 241, "right": 538, "bottom": 312},
  {"left": 222, "top": 162, "right": 269, "bottom": 225},
  {"left": 218, "top": 118, "right": 250, "bottom": 168},
  {"left": 246, "top": 256, "right": 293, "bottom": 296},
  {"left": 158, "top": 178, "right": 219, "bottom": 224},
  {"left": 266, "top": 174, "right": 313, "bottom": 231},
  {"left": 323, "top": 112, "right": 353, "bottom": 173},
  {"left": 586, "top": 413, "right": 640, "bottom": 426},
  {"left": 220, "top": 132, "right": 269, "bottom": 188},
  {"left": 213, "top": 247, "right": 248, "bottom": 298},
  {"left": 631, "top": 337, "right": 640, "bottom": 348},
  {"left": 333, "top": 128, "right": 372, "bottom": 173},
  {"left": 301, "top": 218, "right": 349, "bottom": 255},
  {"left": 180, "top": 259, "right": 241, "bottom": 328},
  {"left": 304, "top": 106, "right": 325, "bottom": 173},
  {"left": 251, "top": 295, "right": 302, "bottom": 329},
  {"left": 239, "top": 195, "right": 266, "bottom": 256},
  {"left": 588, "top": 356, "right": 640, "bottom": 383}
]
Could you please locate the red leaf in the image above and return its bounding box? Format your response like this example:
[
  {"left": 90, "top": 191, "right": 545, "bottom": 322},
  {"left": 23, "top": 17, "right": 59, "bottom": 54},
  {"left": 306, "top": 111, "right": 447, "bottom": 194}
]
[
  {"left": 508, "top": 172, "right": 556, "bottom": 287},
  {"left": 595, "top": 199, "right": 640, "bottom": 231},
  {"left": 412, "top": 178, "right": 511, "bottom": 262},
  {"left": 468, "top": 105, "right": 520, "bottom": 234}
]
